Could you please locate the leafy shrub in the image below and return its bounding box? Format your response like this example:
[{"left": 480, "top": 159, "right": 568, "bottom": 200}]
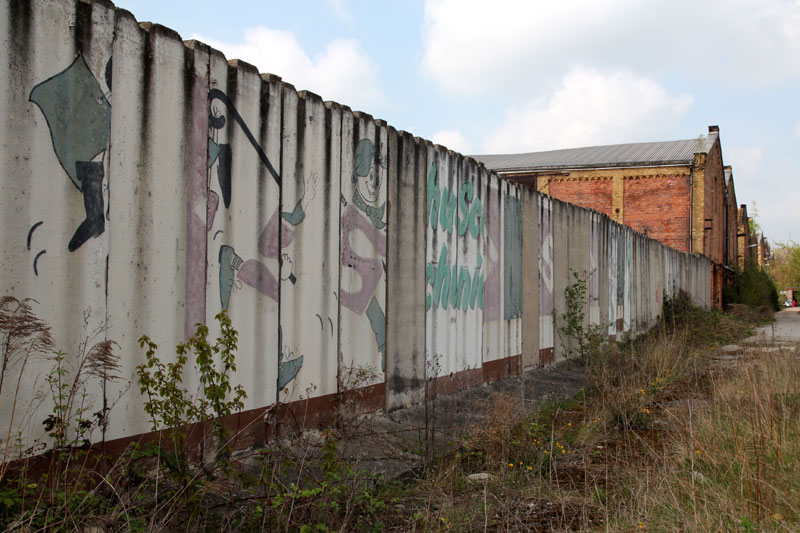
[{"left": 723, "top": 263, "right": 779, "bottom": 311}]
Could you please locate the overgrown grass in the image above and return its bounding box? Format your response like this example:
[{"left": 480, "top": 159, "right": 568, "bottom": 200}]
[
  {"left": 637, "top": 349, "right": 800, "bottom": 531},
  {"left": 1, "top": 295, "right": 784, "bottom": 531}
]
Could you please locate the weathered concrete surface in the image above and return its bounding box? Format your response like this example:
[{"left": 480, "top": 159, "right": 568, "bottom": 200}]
[
  {"left": 299, "top": 357, "right": 588, "bottom": 480},
  {"left": 745, "top": 308, "right": 800, "bottom": 345}
]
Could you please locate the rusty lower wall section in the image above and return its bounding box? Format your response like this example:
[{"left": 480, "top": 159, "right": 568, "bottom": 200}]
[{"left": 0, "top": 0, "right": 712, "bottom": 455}]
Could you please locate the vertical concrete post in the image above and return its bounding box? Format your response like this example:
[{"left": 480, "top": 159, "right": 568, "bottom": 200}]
[
  {"left": 520, "top": 185, "right": 539, "bottom": 369},
  {"left": 385, "top": 131, "right": 426, "bottom": 410}
]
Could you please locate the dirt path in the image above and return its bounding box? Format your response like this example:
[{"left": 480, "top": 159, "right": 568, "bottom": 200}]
[
  {"left": 261, "top": 358, "right": 588, "bottom": 481},
  {"left": 746, "top": 308, "right": 800, "bottom": 344},
  {"left": 256, "top": 311, "right": 796, "bottom": 482}
]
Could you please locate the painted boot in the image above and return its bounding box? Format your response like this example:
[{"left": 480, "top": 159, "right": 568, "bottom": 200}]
[
  {"left": 68, "top": 161, "right": 105, "bottom": 252},
  {"left": 277, "top": 326, "right": 303, "bottom": 390},
  {"left": 366, "top": 296, "right": 386, "bottom": 372},
  {"left": 278, "top": 354, "right": 304, "bottom": 390},
  {"left": 218, "top": 244, "right": 242, "bottom": 310}
]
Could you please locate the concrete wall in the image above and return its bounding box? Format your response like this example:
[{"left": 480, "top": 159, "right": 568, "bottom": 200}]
[{"left": 0, "top": 0, "right": 712, "bottom": 453}]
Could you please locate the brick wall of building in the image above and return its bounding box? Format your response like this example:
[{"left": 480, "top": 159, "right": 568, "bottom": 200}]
[
  {"left": 704, "top": 141, "right": 726, "bottom": 265},
  {"left": 549, "top": 177, "right": 614, "bottom": 217},
  {"left": 725, "top": 171, "right": 738, "bottom": 269},
  {"left": 622, "top": 175, "right": 691, "bottom": 253}
]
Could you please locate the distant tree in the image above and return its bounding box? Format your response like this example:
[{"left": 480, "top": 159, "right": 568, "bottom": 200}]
[
  {"left": 749, "top": 201, "right": 762, "bottom": 235},
  {"left": 770, "top": 241, "right": 800, "bottom": 290}
]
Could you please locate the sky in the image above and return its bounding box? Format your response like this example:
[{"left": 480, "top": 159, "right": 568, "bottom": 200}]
[{"left": 113, "top": 0, "right": 800, "bottom": 244}]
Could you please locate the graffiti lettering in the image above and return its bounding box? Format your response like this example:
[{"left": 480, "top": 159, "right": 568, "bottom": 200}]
[
  {"left": 425, "top": 243, "right": 483, "bottom": 311},
  {"left": 425, "top": 161, "right": 485, "bottom": 312},
  {"left": 427, "top": 165, "right": 484, "bottom": 237}
]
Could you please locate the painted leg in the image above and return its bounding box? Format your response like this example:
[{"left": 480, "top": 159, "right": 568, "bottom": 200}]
[
  {"left": 207, "top": 190, "right": 219, "bottom": 231},
  {"left": 68, "top": 161, "right": 105, "bottom": 252},
  {"left": 366, "top": 296, "right": 386, "bottom": 372},
  {"left": 218, "top": 245, "right": 242, "bottom": 310},
  {"left": 238, "top": 259, "right": 279, "bottom": 301}
]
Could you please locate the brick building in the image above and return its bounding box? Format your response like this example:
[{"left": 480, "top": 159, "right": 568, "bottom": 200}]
[
  {"left": 737, "top": 204, "right": 757, "bottom": 269},
  {"left": 475, "top": 126, "right": 739, "bottom": 308}
]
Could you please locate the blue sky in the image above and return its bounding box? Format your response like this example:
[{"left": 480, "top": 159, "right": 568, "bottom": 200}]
[{"left": 114, "top": 0, "right": 800, "bottom": 244}]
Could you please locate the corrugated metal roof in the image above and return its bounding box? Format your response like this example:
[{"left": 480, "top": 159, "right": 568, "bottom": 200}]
[{"left": 473, "top": 133, "right": 716, "bottom": 173}]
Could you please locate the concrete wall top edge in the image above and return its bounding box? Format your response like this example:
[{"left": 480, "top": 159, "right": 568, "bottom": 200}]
[
  {"left": 352, "top": 110, "right": 375, "bottom": 122},
  {"left": 297, "top": 90, "right": 324, "bottom": 104},
  {"left": 394, "top": 130, "right": 418, "bottom": 143},
  {"left": 88, "top": 0, "right": 116, "bottom": 12},
  {"left": 111, "top": 6, "right": 138, "bottom": 27},
  {"left": 261, "top": 73, "right": 283, "bottom": 83},
  {"left": 183, "top": 39, "right": 210, "bottom": 53},
  {"left": 227, "top": 58, "right": 261, "bottom": 77},
  {"left": 137, "top": 22, "right": 182, "bottom": 43}
]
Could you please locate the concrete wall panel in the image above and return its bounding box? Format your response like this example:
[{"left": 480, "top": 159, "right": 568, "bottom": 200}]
[
  {"left": 503, "top": 182, "right": 522, "bottom": 360},
  {"left": 455, "top": 158, "right": 484, "bottom": 373},
  {"left": 538, "top": 194, "right": 555, "bottom": 361},
  {"left": 204, "top": 57, "right": 282, "bottom": 410},
  {"left": 567, "top": 203, "right": 591, "bottom": 350},
  {"left": 520, "top": 184, "right": 539, "bottom": 369},
  {"left": 590, "top": 213, "right": 601, "bottom": 326},
  {"left": 339, "top": 112, "right": 387, "bottom": 389},
  {"left": 482, "top": 173, "right": 504, "bottom": 363},
  {"left": 386, "top": 131, "right": 426, "bottom": 410},
  {"left": 624, "top": 228, "right": 633, "bottom": 332},
  {"left": 279, "top": 89, "right": 340, "bottom": 402},
  {"left": 106, "top": 22, "right": 200, "bottom": 439},
  {"left": 552, "top": 199, "right": 570, "bottom": 360},
  {"left": 425, "top": 145, "right": 458, "bottom": 378}
]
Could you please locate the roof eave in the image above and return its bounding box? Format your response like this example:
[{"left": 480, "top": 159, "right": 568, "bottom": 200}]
[{"left": 491, "top": 159, "right": 695, "bottom": 174}]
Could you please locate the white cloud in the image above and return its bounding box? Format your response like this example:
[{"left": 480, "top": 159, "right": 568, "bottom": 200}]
[
  {"left": 794, "top": 121, "right": 800, "bottom": 139},
  {"left": 195, "top": 27, "right": 385, "bottom": 111},
  {"left": 726, "top": 147, "right": 764, "bottom": 181},
  {"left": 432, "top": 129, "right": 472, "bottom": 153},
  {"left": 481, "top": 67, "right": 693, "bottom": 153},
  {"left": 422, "top": 0, "right": 800, "bottom": 96}
]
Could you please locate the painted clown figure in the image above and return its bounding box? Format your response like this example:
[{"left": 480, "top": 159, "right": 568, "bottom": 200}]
[{"left": 341, "top": 138, "right": 387, "bottom": 371}]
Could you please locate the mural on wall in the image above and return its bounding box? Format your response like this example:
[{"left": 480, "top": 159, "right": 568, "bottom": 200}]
[
  {"left": 341, "top": 138, "right": 388, "bottom": 370},
  {"left": 608, "top": 225, "right": 618, "bottom": 335},
  {"left": 616, "top": 229, "right": 625, "bottom": 307},
  {"left": 590, "top": 215, "right": 600, "bottom": 324},
  {"left": 503, "top": 195, "right": 522, "bottom": 320},
  {"left": 206, "top": 88, "right": 310, "bottom": 388},
  {"left": 539, "top": 195, "right": 554, "bottom": 353},
  {"left": 425, "top": 161, "right": 485, "bottom": 312},
  {"left": 483, "top": 182, "right": 501, "bottom": 322},
  {"left": 624, "top": 232, "right": 633, "bottom": 331},
  {"left": 29, "top": 54, "right": 111, "bottom": 252},
  {"left": 27, "top": 221, "right": 46, "bottom": 276}
]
